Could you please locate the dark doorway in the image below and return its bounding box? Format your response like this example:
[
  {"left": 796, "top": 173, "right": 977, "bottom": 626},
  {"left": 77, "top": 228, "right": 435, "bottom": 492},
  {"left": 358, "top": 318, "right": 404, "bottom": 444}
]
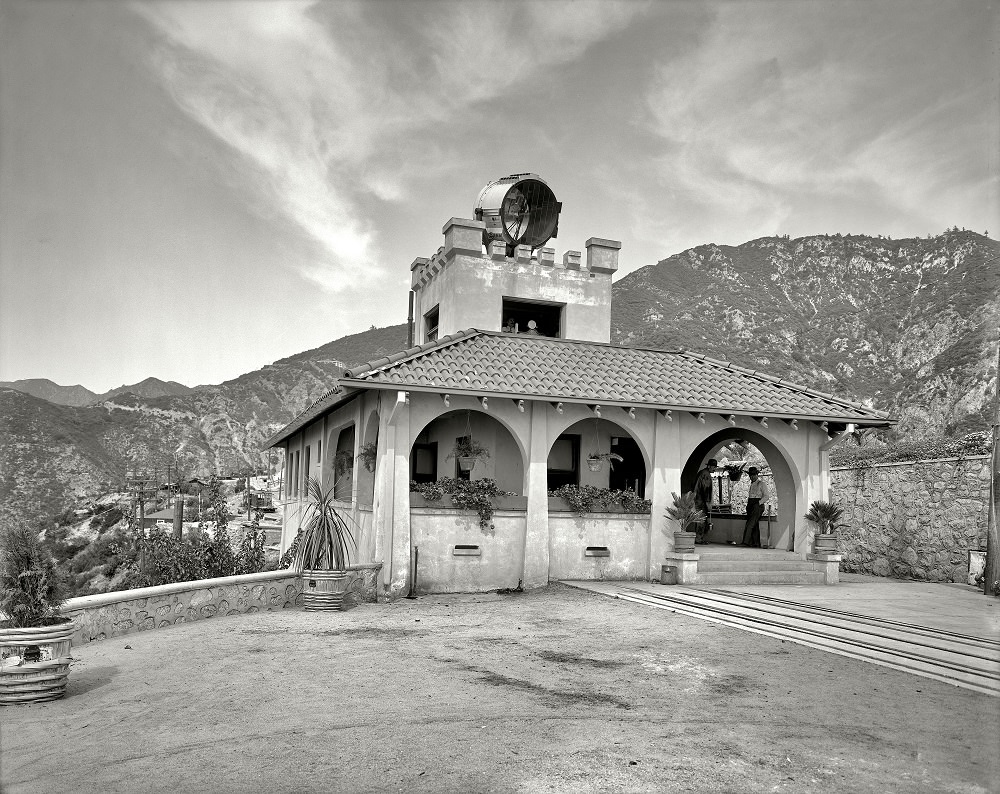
[
  {"left": 609, "top": 436, "right": 644, "bottom": 497},
  {"left": 547, "top": 434, "right": 580, "bottom": 489}
]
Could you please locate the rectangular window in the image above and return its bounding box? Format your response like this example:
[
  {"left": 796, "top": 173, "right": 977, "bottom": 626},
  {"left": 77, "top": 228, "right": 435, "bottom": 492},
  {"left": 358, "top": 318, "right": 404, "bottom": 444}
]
[
  {"left": 547, "top": 434, "right": 579, "bottom": 489},
  {"left": 293, "top": 450, "right": 300, "bottom": 497},
  {"left": 303, "top": 446, "right": 311, "bottom": 493},
  {"left": 411, "top": 442, "right": 438, "bottom": 483},
  {"left": 424, "top": 305, "right": 440, "bottom": 342},
  {"left": 501, "top": 297, "right": 564, "bottom": 338}
]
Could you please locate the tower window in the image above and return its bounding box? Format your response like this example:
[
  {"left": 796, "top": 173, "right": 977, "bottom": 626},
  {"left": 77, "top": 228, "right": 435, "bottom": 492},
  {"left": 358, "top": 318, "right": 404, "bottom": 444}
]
[
  {"left": 501, "top": 298, "right": 563, "bottom": 338},
  {"left": 424, "top": 305, "right": 439, "bottom": 342}
]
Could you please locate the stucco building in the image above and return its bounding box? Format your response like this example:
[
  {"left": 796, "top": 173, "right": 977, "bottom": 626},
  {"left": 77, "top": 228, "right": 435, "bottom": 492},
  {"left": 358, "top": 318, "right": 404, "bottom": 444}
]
[{"left": 266, "top": 192, "right": 893, "bottom": 597}]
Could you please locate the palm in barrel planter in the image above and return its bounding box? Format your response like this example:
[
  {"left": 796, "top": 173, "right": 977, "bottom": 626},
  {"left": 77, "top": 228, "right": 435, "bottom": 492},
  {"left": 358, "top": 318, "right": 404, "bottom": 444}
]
[
  {"left": 292, "top": 476, "right": 357, "bottom": 611},
  {"left": 665, "top": 491, "right": 706, "bottom": 554},
  {"left": 0, "top": 523, "right": 75, "bottom": 704},
  {"left": 804, "top": 500, "right": 844, "bottom": 555}
]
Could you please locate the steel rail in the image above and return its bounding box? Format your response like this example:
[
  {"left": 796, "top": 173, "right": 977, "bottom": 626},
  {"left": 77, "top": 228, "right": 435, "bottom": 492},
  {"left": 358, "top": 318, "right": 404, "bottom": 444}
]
[
  {"left": 613, "top": 589, "right": 1000, "bottom": 696},
  {"left": 705, "top": 588, "right": 1000, "bottom": 647}
]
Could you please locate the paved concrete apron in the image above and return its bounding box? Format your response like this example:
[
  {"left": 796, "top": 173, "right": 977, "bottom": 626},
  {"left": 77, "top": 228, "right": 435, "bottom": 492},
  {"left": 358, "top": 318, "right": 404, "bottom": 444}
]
[{"left": 564, "top": 580, "right": 1000, "bottom": 696}]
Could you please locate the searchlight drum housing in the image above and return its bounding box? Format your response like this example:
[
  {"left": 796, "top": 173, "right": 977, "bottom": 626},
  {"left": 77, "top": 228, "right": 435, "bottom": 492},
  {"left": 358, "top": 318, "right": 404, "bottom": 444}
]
[{"left": 475, "top": 173, "right": 561, "bottom": 256}]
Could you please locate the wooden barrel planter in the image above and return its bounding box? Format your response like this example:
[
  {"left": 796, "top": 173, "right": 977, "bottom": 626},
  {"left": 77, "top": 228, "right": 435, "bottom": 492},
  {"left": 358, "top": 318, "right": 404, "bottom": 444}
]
[
  {"left": 0, "top": 619, "right": 75, "bottom": 705},
  {"left": 673, "top": 531, "right": 696, "bottom": 553},
  {"left": 301, "top": 570, "right": 350, "bottom": 611},
  {"left": 813, "top": 534, "right": 839, "bottom": 554}
]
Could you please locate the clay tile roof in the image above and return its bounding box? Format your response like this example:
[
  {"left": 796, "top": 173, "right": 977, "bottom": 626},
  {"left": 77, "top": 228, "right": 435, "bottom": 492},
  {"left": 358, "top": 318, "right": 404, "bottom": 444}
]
[
  {"left": 335, "top": 330, "right": 893, "bottom": 425},
  {"left": 263, "top": 386, "right": 359, "bottom": 447}
]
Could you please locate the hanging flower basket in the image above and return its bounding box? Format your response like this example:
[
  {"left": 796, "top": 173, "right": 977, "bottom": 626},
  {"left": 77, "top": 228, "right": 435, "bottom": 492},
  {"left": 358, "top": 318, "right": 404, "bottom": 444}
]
[
  {"left": 725, "top": 463, "right": 746, "bottom": 482},
  {"left": 587, "top": 452, "right": 622, "bottom": 472},
  {"left": 448, "top": 435, "right": 490, "bottom": 472}
]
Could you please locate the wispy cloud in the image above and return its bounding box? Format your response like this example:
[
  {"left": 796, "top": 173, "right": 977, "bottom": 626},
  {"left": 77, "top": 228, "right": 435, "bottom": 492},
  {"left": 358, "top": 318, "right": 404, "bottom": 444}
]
[
  {"left": 133, "top": 0, "right": 645, "bottom": 291},
  {"left": 641, "top": 1, "right": 997, "bottom": 247}
]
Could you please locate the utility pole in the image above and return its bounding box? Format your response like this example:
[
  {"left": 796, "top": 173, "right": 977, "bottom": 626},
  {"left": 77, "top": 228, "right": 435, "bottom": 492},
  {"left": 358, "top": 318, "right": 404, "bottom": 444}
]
[{"left": 984, "top": 329, "right": 999, "bottom": 596}]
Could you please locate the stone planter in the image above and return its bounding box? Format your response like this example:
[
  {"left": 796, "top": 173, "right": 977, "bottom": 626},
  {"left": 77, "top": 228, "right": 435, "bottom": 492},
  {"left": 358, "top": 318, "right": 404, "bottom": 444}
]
[
  {"left": 674, "top": 531, "right": 696, "bottom": 553},
  {"left": 0, "top": 619, "right": 75, "bottom": 704},
  {"left": 813, "top": 533, "right": 839, "bottom": 555}
]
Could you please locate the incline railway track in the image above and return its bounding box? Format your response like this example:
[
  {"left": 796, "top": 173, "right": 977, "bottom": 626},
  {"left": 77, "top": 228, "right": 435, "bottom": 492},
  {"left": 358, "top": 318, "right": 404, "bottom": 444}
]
[{"left": 611, "top": 586, "right": 1000, "bottom": 696}]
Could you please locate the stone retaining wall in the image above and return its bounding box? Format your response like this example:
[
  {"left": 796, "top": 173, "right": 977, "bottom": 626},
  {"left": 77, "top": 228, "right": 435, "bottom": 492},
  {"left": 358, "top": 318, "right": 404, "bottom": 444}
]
[
  {"left": 831, "top": 455, "right": 990, "bottom": 583},
  {"left": 62, "top": 563, "right": 384, "bottom": 644}
]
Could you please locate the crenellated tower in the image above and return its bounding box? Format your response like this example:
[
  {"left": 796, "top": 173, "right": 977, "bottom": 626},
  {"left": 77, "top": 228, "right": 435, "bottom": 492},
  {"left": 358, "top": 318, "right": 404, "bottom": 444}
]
[{"left": 408, "top": 174, "right": 619, "bottom": 345}]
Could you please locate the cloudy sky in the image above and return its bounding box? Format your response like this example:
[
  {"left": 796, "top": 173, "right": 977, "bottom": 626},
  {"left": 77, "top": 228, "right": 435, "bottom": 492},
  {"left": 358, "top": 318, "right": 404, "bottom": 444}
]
[{"left": 1, "top": 0, "right": 996, "bottom": 392}]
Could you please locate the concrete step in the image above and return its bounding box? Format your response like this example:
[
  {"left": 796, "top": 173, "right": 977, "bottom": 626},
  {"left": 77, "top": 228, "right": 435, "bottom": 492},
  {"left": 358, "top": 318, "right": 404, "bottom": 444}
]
[
  {"left": 697, "top": 559, "right": 819, "bottom": 573},
  {"left": 693, "top": 570, "right": 826, "bottom": 585},
  {"left": 695, "top": 548, "right": 800, "bottom": 561}
]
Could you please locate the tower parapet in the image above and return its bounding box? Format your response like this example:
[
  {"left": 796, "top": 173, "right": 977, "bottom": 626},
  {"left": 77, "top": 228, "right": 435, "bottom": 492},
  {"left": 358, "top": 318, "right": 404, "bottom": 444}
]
[{"left": 410, "top": 217, "right": 618, "bottom": 345}]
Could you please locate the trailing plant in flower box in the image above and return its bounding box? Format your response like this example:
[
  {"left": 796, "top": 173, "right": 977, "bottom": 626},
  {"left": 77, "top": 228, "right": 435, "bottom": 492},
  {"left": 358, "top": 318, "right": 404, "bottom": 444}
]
[
  {"left": 409, "top": 478, "right": 514, "bottom": 530},
  {"left": 548, "top": 485, "right": 651, "bottom": 515}
]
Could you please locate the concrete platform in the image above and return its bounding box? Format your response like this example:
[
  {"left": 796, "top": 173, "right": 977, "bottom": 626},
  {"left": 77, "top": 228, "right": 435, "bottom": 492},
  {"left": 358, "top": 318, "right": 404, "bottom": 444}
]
[
  {"left": 562, "top": 576, "right": 1000, "bottom": 694},
  {"left": 566, "top": 575, "right": 1000, "bottom": 641}
]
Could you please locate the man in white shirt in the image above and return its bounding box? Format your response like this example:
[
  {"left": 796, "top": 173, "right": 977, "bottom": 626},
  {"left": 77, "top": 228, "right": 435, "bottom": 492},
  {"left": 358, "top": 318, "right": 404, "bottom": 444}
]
[{"left": 741, "top": 467, "right": 772, "bottom": 548}]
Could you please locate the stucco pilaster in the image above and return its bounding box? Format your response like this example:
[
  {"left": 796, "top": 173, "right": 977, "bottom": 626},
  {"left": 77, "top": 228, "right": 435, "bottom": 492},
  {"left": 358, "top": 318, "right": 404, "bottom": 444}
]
[
  {"left": 390, "top": 394, "right": 412, "bottom": 595},
  {"left": 523, "top": 401, "right": 550, "bottom": 588},
  {"left": 648, "top": 412, "right": 681, "bottom": 579},
  {"left": 375, "top": 392, "right": 412, "bottom": 594}
]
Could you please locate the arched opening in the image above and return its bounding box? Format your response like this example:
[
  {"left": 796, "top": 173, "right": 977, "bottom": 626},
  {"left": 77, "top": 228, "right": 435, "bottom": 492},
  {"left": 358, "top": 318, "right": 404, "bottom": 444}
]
[
  {"left": 548, "top": 418, "right": 647, "bottom": 497},
  {"left": 331, "top": 425, "right": 356, "bottom": 502},
  {"left": 410, "top": 409, "right": 524, "bottom": 494},
  {"left": 357, "top": 411, "right": 380, "bottom": 507},
  {"left": 681, "top": 429, "right": 798, "bottom": 551}
]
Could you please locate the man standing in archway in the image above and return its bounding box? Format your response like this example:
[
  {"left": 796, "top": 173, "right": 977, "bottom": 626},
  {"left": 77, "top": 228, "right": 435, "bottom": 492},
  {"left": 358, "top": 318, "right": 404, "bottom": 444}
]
[
  {"left": 694, "top": 459, "right": 717, "bottom": 545},
  {"left": 741, "top": 467, "right": 772, "bottom": 548}
]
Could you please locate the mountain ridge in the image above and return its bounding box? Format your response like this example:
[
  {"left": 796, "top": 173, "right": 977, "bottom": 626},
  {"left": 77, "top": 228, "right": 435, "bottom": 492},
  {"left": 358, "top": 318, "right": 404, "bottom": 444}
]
[{"left": 1, "top": 230, "right": 996, "bottom": 526}]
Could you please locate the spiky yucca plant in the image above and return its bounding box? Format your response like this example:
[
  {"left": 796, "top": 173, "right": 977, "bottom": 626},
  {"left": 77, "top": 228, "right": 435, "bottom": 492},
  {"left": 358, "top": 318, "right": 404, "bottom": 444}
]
[
  {"left": 0, "top": 523, "right": 65, "bottom": 628},
  {"left": 664, "top": 491, "right": 706, "bottom": 533},
  {"left": 292, "top": 477, "right": 357, "bottom": 572},
  {"left": 804, "top": 500, "right": 844, "bottom": 535}
]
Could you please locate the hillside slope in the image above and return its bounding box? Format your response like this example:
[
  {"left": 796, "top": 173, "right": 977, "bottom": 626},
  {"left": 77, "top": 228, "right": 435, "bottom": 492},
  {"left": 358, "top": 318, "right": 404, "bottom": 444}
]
[
  {"left": 0, "top": 325, "right": 408, "bottom": 526},
  {"left": 612, "top": 230, "right": 999, "bottom": 435},
  {"left": 2, "top": 230, "right": 996, "bottom": 525}
]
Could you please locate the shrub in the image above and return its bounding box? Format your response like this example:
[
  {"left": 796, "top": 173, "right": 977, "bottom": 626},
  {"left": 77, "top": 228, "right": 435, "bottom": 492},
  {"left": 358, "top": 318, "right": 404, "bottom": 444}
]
[{"left": 0, "top": 522, "right": 66, "bottom": 628}]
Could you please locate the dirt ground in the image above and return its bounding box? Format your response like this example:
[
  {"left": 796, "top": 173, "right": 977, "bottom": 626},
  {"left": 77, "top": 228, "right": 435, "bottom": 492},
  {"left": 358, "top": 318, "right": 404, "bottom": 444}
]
[{"left": 1, "top": 584, "right": 997, "bottom": 793}]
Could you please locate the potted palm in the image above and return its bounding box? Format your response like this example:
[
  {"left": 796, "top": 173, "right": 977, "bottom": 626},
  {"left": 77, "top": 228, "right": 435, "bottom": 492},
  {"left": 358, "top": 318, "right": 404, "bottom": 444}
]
[
  {"left": 664, "top": 491, "right": 705, "bottom": 553},
  {"left": 804, "top": 500, "right": 843, "bottom": 554},
  {"left": 291, "top": 476, "right": 357, "bottom": 611},
  {"left": 0, "top": 523, "right": 75, "bottom": 704},
  {"left": 448, "top": 437, "right": 490, "bottom": 472}
]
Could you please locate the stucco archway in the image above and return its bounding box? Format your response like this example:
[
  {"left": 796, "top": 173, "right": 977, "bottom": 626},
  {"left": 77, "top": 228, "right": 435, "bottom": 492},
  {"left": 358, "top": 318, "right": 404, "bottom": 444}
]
[
  {"left": 681, "top": 428, "right": 800, "bottom": 551},
  {"left": 549, "top": 416, "right": 649, "bottom": 497},
  {"left": 409, "top": 408, "right": 526, "bottom": 495}
]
